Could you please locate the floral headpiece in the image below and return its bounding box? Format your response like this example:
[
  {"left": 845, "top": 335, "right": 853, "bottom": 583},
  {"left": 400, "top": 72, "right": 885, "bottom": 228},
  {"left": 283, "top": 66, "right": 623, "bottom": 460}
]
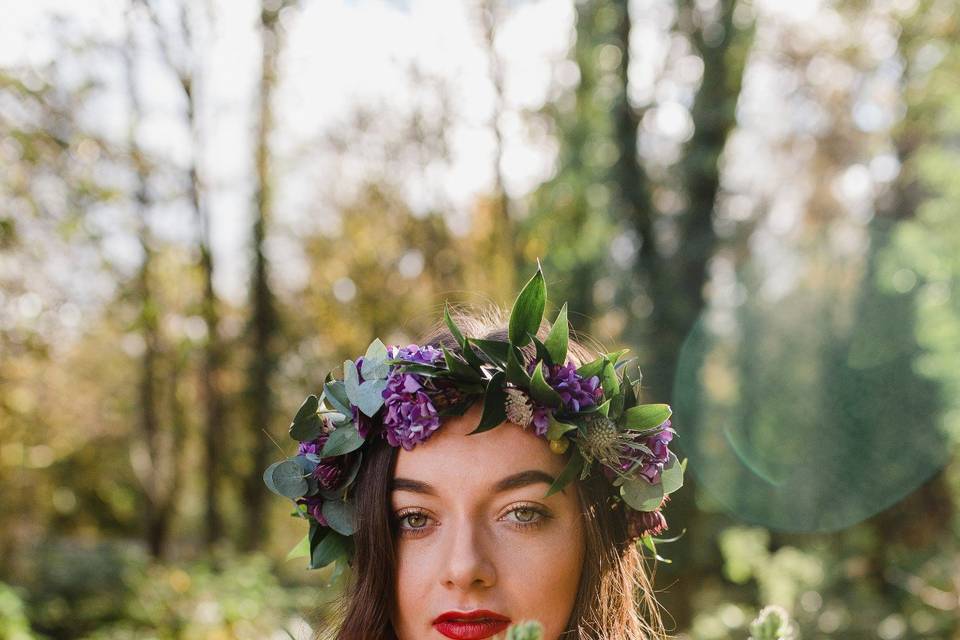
[{"left": 264, "top": 265, "right": 685, "bottom": 571}]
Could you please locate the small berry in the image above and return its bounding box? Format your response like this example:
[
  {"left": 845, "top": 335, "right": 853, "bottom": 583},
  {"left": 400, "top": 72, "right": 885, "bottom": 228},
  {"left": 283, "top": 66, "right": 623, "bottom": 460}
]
[{"left": 549, "top": 438, "right": 569, "bottom": 455}]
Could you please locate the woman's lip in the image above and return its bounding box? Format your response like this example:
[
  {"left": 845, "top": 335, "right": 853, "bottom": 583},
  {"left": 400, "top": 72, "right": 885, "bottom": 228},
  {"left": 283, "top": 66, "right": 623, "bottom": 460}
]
[
  {"left": 433, "top": 619, "right": 512, "bottom": 640},
  {"left": 432, "top": 610, "right": 510, "bottom": 623}
]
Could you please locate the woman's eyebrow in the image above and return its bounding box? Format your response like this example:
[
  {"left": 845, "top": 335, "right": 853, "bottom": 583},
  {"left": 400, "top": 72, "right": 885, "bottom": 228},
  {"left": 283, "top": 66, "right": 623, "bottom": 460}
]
[{"left": 391, "top": 470, "right": 557, "bottom": 496}]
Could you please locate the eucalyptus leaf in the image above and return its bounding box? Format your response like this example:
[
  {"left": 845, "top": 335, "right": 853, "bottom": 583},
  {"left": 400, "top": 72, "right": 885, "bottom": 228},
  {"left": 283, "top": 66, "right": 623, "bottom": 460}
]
[
  {"left": 321, "top": 424, "right": 365, "bottom": 457},
  {"left": 469, "top": 371, "right": 508, "bottom": 435},
  {"left": 508, "top": 266, "right": 546, "bottom": 347},
  {"left": 323, "top": 380, "right": 352, "bottom": 416},
  {"left": 344, "top": 359, "right": 361, "bottom": 402},
  {"left": 355, "top": 378, "right": 388, "bottom": 417},
  {"left": 361, "top": 339, "right": 390, "bottom": 379},
  {"left": 660, "top": 452, "right": 684, "bottom": 495},
  {"left": 620, "top": 477, "right": 665, "bottom": 511},
  {"left": 321, "top": 498, "right": 357, "bottom": 536},
  {"left": 544, "top": 302, "right": 569, "bottom": 366},
  {"left": 620, "top": 404, "right": 672, "bottom": 431},
  {"left": 271, "top": 459, "right": 309, "bottom": 499},
  {"left": 529, "top": 361, "right": 562, "bottom": 408},
  {"left": 292, "top": 395, "right": 319, "bottom": 425},
  {"left": 263, "top": 461, "right": 282, "bottom": 496},
  {"left": 290, "top": 414, "right": 323, "bottom": 441}
]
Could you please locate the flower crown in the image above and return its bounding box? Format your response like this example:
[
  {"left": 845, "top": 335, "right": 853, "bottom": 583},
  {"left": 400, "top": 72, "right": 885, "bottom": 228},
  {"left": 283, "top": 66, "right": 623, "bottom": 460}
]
[{"left": 264, "top": 265, "right": 685, "bottom": 571}]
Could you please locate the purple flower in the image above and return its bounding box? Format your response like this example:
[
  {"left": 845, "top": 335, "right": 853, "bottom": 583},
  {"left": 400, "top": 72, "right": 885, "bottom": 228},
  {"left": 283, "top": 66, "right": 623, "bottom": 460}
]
[
  {"left": 603, "top": 419, "right": 674, "bottom": 484},
  {"left": 526, "top": 360, "right": 602, "bottom": 413},
  {"left": 381, "top": 344, "right": 445, "bottom": 450},
  {"left": 298, "top": 495, "right": 328, "bottom": 526}
]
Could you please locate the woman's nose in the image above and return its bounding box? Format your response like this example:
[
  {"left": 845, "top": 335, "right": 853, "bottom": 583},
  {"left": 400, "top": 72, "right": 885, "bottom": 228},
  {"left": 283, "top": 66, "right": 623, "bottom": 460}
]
[{"left": 438, "top": 517, "right": 497, "bottom": 591}]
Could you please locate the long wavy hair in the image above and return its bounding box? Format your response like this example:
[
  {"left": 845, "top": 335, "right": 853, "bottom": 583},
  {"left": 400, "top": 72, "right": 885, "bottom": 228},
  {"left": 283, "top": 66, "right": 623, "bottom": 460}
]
[{"left": 315, "top": 307, "right": 669, "bottom": 639}]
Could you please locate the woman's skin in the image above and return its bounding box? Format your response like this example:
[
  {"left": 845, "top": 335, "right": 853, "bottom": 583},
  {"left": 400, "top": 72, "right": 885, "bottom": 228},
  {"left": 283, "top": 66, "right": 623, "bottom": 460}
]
[{"left": 390, "top": 402, "right": 586, "bottom": 640}]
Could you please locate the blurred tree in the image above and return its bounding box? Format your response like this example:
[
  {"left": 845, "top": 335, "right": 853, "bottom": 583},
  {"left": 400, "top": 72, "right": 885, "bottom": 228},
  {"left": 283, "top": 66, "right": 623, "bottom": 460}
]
[
  {"left": 137, "top": 0, "right": 229, "bottom": 552},
  {"left": 240, "top": 0, "right": 294, "bottom": 551}
]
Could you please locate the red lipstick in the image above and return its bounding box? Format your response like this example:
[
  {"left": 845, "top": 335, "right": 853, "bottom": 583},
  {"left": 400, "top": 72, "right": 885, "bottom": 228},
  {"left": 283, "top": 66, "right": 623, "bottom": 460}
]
[{"left": 432, "top": 609, "right": 512, "bottom": 640}]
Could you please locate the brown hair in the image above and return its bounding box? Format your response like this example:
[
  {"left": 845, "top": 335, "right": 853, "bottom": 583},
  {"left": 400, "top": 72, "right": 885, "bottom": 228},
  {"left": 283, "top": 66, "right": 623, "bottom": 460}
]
[{"left": 318, "top": 307, "right": 668, "bottom": 639}]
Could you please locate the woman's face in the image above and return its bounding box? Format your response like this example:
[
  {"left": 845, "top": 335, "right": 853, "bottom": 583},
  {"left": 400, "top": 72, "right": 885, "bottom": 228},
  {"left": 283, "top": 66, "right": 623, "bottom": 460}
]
[{"left": 390, "top": 402, "right": 586, "bottom": 640}]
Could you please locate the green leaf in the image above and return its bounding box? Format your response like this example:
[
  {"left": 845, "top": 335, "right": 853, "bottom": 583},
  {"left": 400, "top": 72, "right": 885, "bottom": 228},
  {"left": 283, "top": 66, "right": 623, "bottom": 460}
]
[
  {"left": 595, "top": 398, "right": 611, "bottom": 417},
  {"left": 263, "top": 461, "right": 282, "bottom": 496},
  {"left": 546, "top": 414, "right": 577, "bottom": 441},
  {"left": 293, "top": 395, "right": 320, "bottom": 424},
  {"left": 344, "top": 359, "right": 361, "bottom": 400},
  {"left": 604, "top": 348, "right": 630, "bottom": 366},
  {"left": 544, "top": 303, "right": 569, "bottom": 366},
  {"left": 508, "top": 265, "right": 546, "bottom": 347},
  {"left": 660, "top": 452, "right": 684, "bottom": 495},
  {"left": 530, "top": 335, "right": 552, "bottom": 366},
  {"left": 321, "top": 424, "right": 365, "bottom": 457},
  {"left": 576, "top": 356, "right": 606, "bottom": 379},
  {"left": 505, "top": 346, "right": 531, "bottom": 386},
  {"left": 620, "top": 404, "right": 672, "bottom": 431},
  {"left": 361, "top": 339, "right": 390, "bottom": 379},
  {"left": 323, "top": 380, "right": 351, "bottom": 416},
  {"left": 442, "top": 347, "right": 481, "bottom": 382},
  {"left": 469, "top": 371, "right": 507, "bottom": 435},
  {"left": 529, "top": 361, "right": 562, "bottom": 408},
  {"left": 444, "top": 302, "right": 465, "bottom": 345},
  {"left": 321, "top": 498, "right": 357, "bottom": 536},
  {"left": 355, "top": 379, "right": 388, "bottom": 417},
  {"left": 600, "top": 360, "right": 620, "bottom": 399},
  {"left": 290, "top": 415, "right": 323, "bottom": 442},
  {"left": 620, "top": 477, "right": 664, "bottom": 511},
  {"left": 286, "top": 533, "right": 310, "bottom": 561},
  {"left": 471, "top": 338, "right": 510, "bottom": 366},
  {"left": 544, "top": 448, "right": 584, "bottom": 497},
  {"left": 271, "top": 459, "right": 309, "bottom": 499},
  {"left": 309, "top": 528, "right": 349, "bottom": 570}
]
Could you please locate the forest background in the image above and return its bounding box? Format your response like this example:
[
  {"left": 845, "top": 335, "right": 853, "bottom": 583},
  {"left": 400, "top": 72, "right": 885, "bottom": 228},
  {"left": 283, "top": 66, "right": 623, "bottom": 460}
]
[{"left": 1, "top": 0, "right": 959, "bottom": 638}]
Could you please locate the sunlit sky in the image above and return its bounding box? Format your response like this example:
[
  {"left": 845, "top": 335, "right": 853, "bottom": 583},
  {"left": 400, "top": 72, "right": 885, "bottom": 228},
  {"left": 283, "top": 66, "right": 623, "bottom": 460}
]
[{"left": 1, "top": 0, "right": 901, "bottom": 310}]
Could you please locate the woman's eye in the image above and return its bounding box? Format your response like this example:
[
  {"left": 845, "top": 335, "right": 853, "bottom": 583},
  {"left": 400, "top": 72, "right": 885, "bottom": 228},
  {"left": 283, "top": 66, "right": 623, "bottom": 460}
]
[
  {"left": 503, "top": 505, "right": 550, "bottom": 529},
  {"left": 403, "top": 513, "right": 428, "bottom": 528},
  {"left": 512, "top": 508, "right": 537, "bottom": 523},
  {"left": 396, "top": 510, "right": 432, "bottom": 535}
]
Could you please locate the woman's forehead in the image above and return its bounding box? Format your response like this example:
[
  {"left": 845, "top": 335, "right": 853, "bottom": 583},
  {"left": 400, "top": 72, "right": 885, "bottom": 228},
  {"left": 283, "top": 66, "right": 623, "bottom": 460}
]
[{"left": 391, "top": 404, "right": 568, "bottom": 488}]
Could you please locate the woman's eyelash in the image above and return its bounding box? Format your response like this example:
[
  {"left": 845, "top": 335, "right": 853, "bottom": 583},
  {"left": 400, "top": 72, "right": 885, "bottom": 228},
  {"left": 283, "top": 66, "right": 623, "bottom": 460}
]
[{"left": 393, "top": 504, "right": 552, "bottom": 537}]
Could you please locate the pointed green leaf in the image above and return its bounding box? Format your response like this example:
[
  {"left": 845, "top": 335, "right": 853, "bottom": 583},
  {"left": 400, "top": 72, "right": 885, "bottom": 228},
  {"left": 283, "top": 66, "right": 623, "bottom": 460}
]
[
  {"left": 620, "top": 476, "right": 664, "bottom": 511},
  {"left": 529, "top": 361, "right": 562, "bottom": 408},
  {"left": 442, "top": 346, "right": 481, "bottom": 382},
  {"left": 286, "top": 533, "right": 310, "bottom": 561},
  {"left": 620, "top": 404, "right": 672, "bottom": 431},
  {"left": 546, "top": 414, "right": 577, "bottom": 441},
  {"left": 544, "top": 448, "right": 584, "bottom": 497},
  {"left": 320, "top": 423, "right": 365, "bottom": 457},
  {"left": 595, "top": 398, "right": 611, "bottom": 417},
  {"left": 310, "top": 529, "right": 349, "bottom": 570},
  {"left": 576, "top": 356, "right": 606, "bottom": 379},
  {"left": 600, "top": 360, "right": 620, "bottom": 399},
  {"left": 469, "top": 371, "right": 508, "bottom": 435},
  {"left": 471, "top": 338, "right": 510, "bottom": 366},
  {"left": 530, "top": 334, "right": 552, "bottom": 366},
  {"left": 508, "top": 266, "right": 546, "bottom": 347},
  {"left": 505, "top": 346, "right": 531, "bottom": 386},
  {"left": 444, "top": 302, "right": 465, "bottom": 346},
  {"left": 544, "top": 303, "right": 569, "bottom": 366},
  {"left": 604, "top": 348, "right": 630, "bottom": 366}
]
